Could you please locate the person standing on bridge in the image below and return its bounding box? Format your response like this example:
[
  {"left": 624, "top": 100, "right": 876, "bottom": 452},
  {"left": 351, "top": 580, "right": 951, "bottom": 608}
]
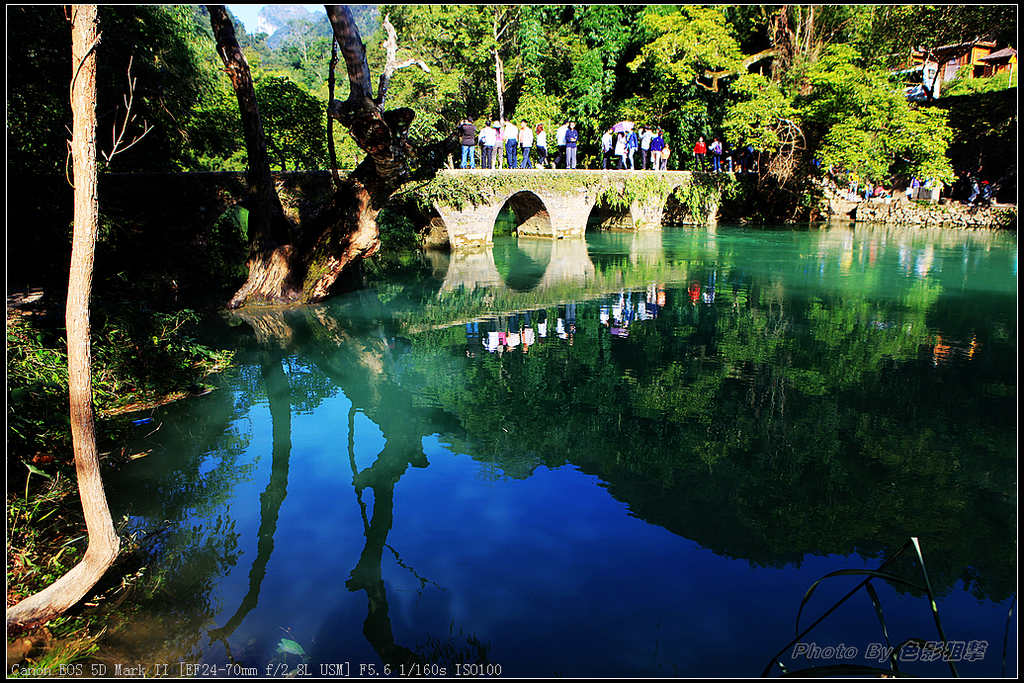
[
  {"left": 640, "top": 127, "right": 653, "bottom": 169},
  {"left": 601, "top": 128, "right": 615, "bottom": 170},
  {"left": 693, "top": 136, "right": 707, "bottom": 171},
  {"left": 458, "top": 119, "right": 478, "bottom": 169},
  {"left": 650, "top": 129, "right": 665, "bottom": 170},
  {"left": 535, "top": 124, "right": 548, "bottom": 168},
  {"left": 615, "top": 131, "right": 628, "bottom": 169},
  {"left": 518, "top": 121, "right": 534, "bottom": 168},
  {"left": 626, "top": 128, "right": 639, "bottom": 169},
  {"left": 555, "top": 121, "right": 569, "bottom": 169},
  {"left": 479, "top": 122, "right": 497, "bottom": 169},
  {"left": 504, "top": 119, "right": 520, "bottom": 170},
  {"left": 565, "top": 122, "right": 579, "bottom": 169},
  {"left": 709, "top": 136, "right": 723, "bottom": 173}
]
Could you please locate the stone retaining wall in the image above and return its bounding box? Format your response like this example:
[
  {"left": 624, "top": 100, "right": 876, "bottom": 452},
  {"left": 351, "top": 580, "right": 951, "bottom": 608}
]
[
  {"left": 852, "top": 199, "right": 1016, "bottom": 229},
  {"left": 817, "top": 179, "right": 1016, "bottom": 229}
]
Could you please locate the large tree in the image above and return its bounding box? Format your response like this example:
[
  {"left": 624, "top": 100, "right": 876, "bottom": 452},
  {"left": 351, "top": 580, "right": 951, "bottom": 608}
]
[
  {"left": 7, "top": 5, "right": 120, "bottom": 630},
  {"left": 209, "top": 5, "right": 455, "bottom": 308}
]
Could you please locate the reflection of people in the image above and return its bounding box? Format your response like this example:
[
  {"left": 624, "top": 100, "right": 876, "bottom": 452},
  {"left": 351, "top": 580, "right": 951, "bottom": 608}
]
[
  {"left": 484, "top": 319, "right": 501, "bottom": 353},
  {"left": 537, "top": 309, "right": 548, "bottom": 338},
  {"left": 464, "top": 321, "right": 479, "bottom": 357},
  {"left": 688, "top": 281, "right": 701, "bottom": 303}
]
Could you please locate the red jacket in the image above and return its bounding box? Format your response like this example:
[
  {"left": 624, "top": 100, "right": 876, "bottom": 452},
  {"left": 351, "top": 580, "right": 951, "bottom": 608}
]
[{"left": 694, "top": 141, "right": 707, "bottom": 154}]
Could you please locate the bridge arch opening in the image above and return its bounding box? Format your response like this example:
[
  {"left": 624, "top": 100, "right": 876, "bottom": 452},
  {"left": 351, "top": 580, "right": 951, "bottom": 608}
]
[
  {"left": 585, "top": 203, "right": 634, "bottom": 232},
  {"left": 494, "top": 191, "right": 553, "bottom": 238}
]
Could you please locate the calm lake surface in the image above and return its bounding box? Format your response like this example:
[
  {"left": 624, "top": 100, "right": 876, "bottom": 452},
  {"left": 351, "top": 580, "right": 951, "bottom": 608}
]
[{"left": 105, "top": 224, "right": 1017, "bottom": 677}]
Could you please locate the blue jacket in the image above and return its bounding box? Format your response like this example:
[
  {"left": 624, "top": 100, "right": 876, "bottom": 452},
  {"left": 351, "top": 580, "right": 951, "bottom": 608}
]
[{"left": 565, "top": 129, "right": 579, "bottom": 147}]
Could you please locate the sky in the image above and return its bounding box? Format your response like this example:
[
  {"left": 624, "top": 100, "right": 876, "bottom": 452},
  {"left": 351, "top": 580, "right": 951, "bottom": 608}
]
[{"left": 226, "top": 4, "right": 326, "bottom": 35}]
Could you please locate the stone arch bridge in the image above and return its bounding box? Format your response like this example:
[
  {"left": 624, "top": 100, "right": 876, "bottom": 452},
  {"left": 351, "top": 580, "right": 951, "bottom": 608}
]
[{"left": 425, "top": 169, "right": 720, "bottom": 249}]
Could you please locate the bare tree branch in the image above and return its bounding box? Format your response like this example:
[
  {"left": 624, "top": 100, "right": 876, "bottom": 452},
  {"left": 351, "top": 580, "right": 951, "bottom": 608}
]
[
  {"left": 699, "top": 48, "right": 780, "bottom": 92},
  {"left": 101, "top": 55, "right": 153, "bottom": 163},
  {"left": 375, "top": 14, "right": 429, "bottom": 108}
]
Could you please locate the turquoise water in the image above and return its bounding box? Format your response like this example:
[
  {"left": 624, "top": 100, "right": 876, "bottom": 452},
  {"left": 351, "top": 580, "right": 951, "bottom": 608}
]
[{"left": 106, "top": 224, "right": 1017, "bottom": 677}]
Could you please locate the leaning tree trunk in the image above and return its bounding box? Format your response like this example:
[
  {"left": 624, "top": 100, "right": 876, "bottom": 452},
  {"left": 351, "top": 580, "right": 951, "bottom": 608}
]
[
  {"left": 211, "top": 6, "right": 455, "bottom": 308},
  {"left": 300, "top": 6, "right": 453, "bottom": 301},
  {"left": 208, "top": 5, "right": 300, "bottom": 308},
  {"left": 7, "top": 4, "right": 120, "bottom": 630}
]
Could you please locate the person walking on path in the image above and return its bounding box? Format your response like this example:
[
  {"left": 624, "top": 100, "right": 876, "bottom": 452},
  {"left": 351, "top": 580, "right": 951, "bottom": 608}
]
[
  {"left": 555, "top": 121, "right": 569, "bottom": 169},
  {"left": 693, "top": 136, "right": 707, "bottom": 171},
  {"left": 458, "top": 119, "right": 478, "bottom": 169},
  {"left": 640, "top": 127, "right": 653, "bottom": 169},
  {"left": 479, "top": 121, "right": 497, "bottom": 169},
  {"left": 650, "top": 129, "right": 665, "bottom": 170},
  {"left": 535, "top": 124, "right": 548, "bottom": 168},
  {"left": 626, "top": 128, "right": 639, "bottom": 169},
  {"left": 709, "top": 137, "right": 723, "bottom": 173},
  {"left": 503, "top": 119, "right": 520, "bottom": 170},
  {"left": 518, "top": 121, "right": 534, "bottom": 168},
  {"left": 565, "top": 122, "right": 579, "bottom": 169},
  {"left": 601, "top": 128, "right": 615, "bottom": 170},
  {"left": 661, "top": 143, "right": 671, "bottom": 170}
]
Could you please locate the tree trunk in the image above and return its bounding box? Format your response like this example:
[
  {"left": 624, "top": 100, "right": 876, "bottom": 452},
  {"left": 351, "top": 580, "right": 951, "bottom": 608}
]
[
  {"left": 300, "top": 6, "right": 455, "bottom": 302},
  {"left": 207, "top": 5, "right": 300, "bottom": 308},
  {"left": 212, "top": 6, "right": 456, "bottom": 309},
  {"left": 7, "top": 4, "right": 120, "bottom": 630}
]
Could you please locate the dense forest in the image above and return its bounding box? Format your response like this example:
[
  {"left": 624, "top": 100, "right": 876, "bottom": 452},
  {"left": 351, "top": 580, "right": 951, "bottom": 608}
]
[{"left": 8, "top": 5, "right": 1017, "bottom": 183}]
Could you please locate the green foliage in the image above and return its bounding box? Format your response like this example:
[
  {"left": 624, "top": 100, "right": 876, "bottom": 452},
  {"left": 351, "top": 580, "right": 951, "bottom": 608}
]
[
  {"left": 800, "top": 47, "right": 956, "bottom": 184},
  {"left": 630, "top": 7, "right": 745, "bottom": 86},
  {"left": 376, "top": 204, "right": 422, "bottom": 251},
  {"left": 255, "top": 75, "right": 328, "bottom": 171},
  {"left": 942, "top": 69, "right": 1018, "bottom": 97},
  {"left": 7, "top": 310, "right": 234, "bottom": 470},
  {"left": 722, "top": 74, "right": 797, "bottom": 154}
]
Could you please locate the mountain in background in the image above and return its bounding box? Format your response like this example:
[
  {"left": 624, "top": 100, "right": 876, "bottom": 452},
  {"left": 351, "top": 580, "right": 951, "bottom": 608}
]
[{"left": 256, "top": 5, "right": 380, "bottom": 49}]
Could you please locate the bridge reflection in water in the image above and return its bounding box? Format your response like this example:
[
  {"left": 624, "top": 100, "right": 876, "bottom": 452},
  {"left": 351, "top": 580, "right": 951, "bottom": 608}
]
[{"left": 434, "top": 238, "right": 596, "bottom": 294}]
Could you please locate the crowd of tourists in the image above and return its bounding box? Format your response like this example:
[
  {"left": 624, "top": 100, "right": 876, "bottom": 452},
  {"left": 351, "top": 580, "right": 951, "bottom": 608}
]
[{"left": 455, "top": 118, "right": 761, "bottom": 173}]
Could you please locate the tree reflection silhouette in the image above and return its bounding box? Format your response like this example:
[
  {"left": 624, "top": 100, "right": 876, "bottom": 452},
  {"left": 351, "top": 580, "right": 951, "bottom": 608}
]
[{"left": 209, "top": 352, "right": 292, "bottom": 656}]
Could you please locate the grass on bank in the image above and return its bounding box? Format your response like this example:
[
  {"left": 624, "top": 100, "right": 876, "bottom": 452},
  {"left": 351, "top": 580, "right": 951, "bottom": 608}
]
[{"left": 6, "top": 301, "right": 234, "bottom": 664}]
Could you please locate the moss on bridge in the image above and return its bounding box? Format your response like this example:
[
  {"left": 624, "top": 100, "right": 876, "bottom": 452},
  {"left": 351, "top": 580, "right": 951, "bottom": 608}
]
[{"left": 399, "top": 170, "right": 740, "bottom": 225}]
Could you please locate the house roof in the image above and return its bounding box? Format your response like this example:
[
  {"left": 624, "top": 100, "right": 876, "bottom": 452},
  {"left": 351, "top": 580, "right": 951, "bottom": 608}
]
[
  {"left": 978, "top": 47, "right": 1017, "bottom": 62},
  {"left": 929, "top": 39, "right": 996, "bottom": 54}
]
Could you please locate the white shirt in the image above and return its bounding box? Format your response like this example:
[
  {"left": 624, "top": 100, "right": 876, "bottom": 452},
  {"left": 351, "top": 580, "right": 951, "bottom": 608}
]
[
  {"left": 503, "top": 122, "right": 519, "bottom": 142},
  {"left": 556, "top": 125, "right": 568, "bottom": 146},
  {"left": 614, "top": 135, "right": 625, "bottom": 155},
  {"left": 641, "top": 130, "right": 653, "bottom": 150},
  {"left": 536, "top": 131, "right": 546, "bottom": 148},
  {"left": 601, "top": 132, "right": 613, "bottom": 152},
  {"left": 519, "top": 127, "right": 533, "bottom": 147},
  {"left": 478, "top": 127, "right": 496, "bottom": 146}
]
